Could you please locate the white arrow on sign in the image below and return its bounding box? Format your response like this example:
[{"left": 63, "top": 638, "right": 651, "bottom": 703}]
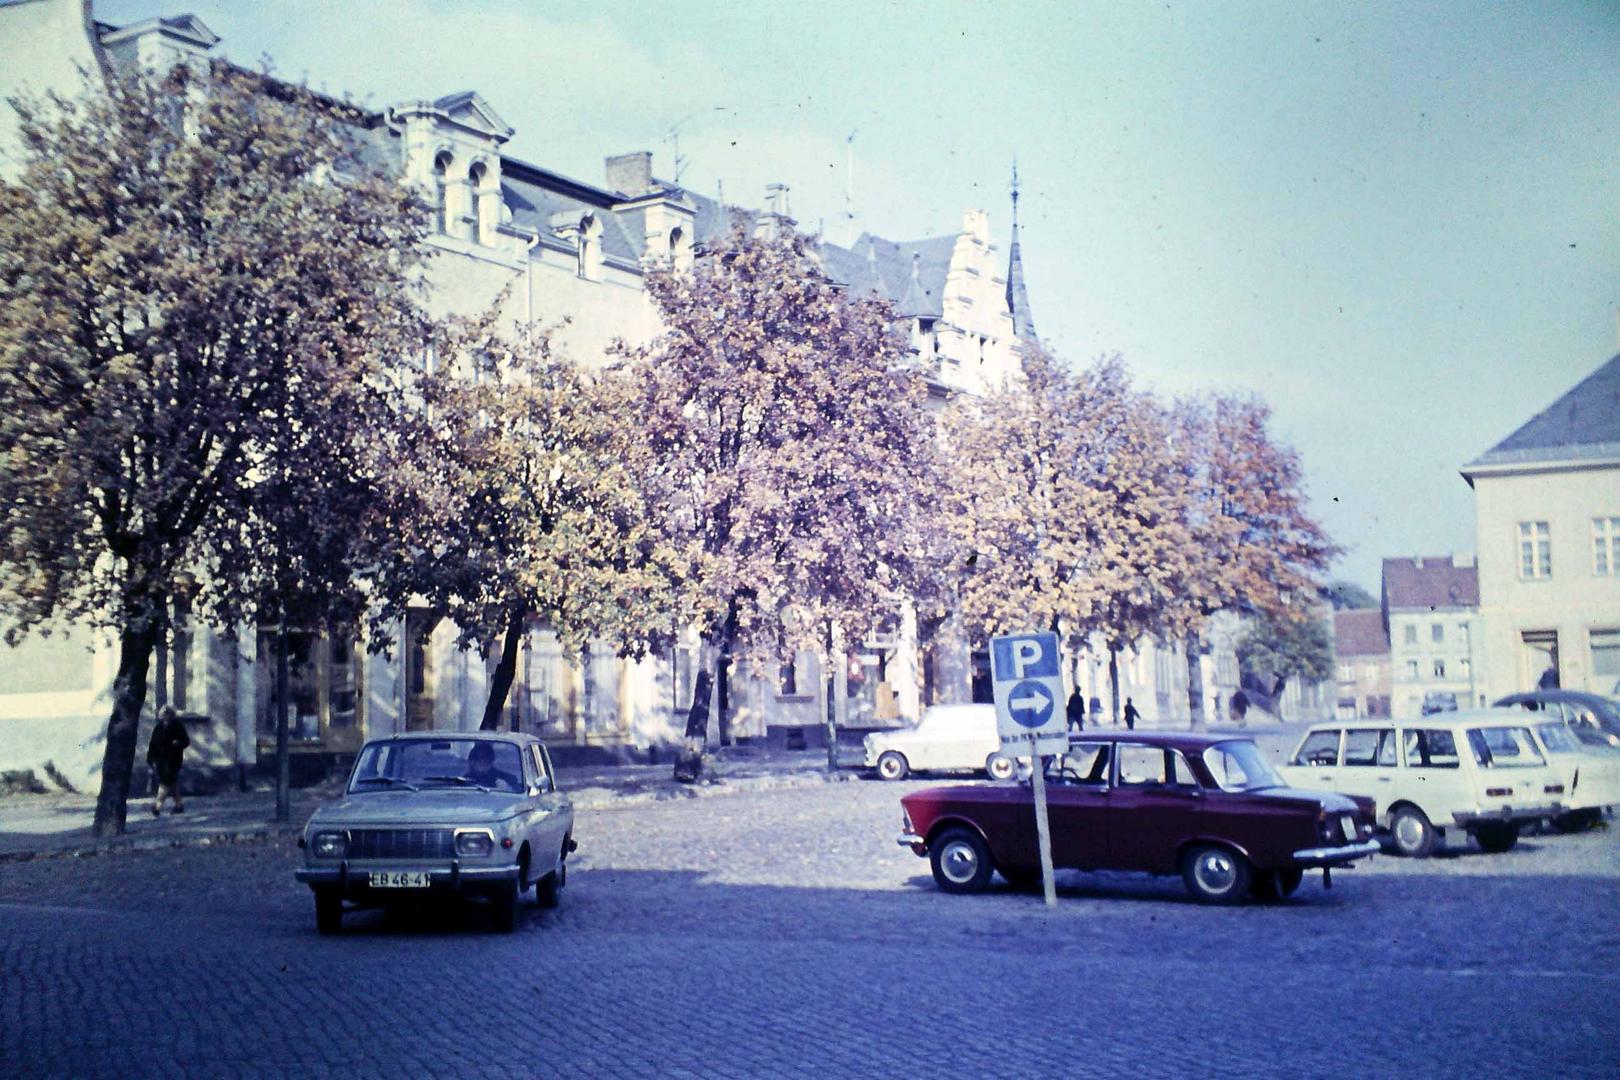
[{"left": 1010, "top": 690, "right": 1048, "bottom": 712}]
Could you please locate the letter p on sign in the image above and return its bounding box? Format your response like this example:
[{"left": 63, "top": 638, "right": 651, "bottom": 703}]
[{"left": 990, "top": 633, "right": 1059, "bottom": 683}]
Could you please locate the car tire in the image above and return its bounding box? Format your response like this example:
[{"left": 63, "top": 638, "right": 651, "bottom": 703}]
[
  {"left": 1473, "top": 821, "right": 1519, "bottom": 853},
  {"left": 1388, "top": 805, "right": 1437, "bottom": 858},
  {"left": 985, "top": 753, "right": 1015, "bottom": 781},
  {"left": 929, "top": 827, "right": 994, "bottom": 894},
  {"left": 1249, "top": 868, "right": 1303, "bottom": 902},
  {"left": 490, "top": 878, "right": 519, "bottom": 933},
  {"left": 1181, "top": 844, "right": 1251, "bottom": 904},
  {"left": 877, "top": 751, "right": 910, "bottom": 782},
  {"left": 537, "top": 845, "right": 567, "bottom": 910},
  {"left": 1550, "top": 808, "right": 1601, "bottom": 833},
  {"left": 314, "top": 887, "right": 343, "bottom": 935}
]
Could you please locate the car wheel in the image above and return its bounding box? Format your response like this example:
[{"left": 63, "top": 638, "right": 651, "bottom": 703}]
[
  {"left": 1181, "top": 844, "right": 1251, "bottom": 904},
  {"left": 877, "top": 751, "right": 910, "bottom": 782},
  {"left": 985, "top": 753, "right": 1015, "bottom": 781},
  {"left": 537, "top": 845, "right": 567, "bottom": 910},
  {"left": 314, "top": 887, "right": 343, "bottom": 935},
  {"left": 1388, "top": 805, "right": 1437, "bottom": 858},
  {"left": 1550, "top": 808, "right": 1601, "bottom": 833},
  {"left": 490, "top": 878, "right": 519, "bottom": 933},
  {"left": 1473, "top": 821, "right": 1519, "bottom": 853},
  {"left": 929, "top": 827, "right": 994, "bottom": 894}
]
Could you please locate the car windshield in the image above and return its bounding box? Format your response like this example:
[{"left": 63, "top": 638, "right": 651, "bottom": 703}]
[
  {"left": 1203, "top": 740, "right": 1283, "bottom": 792},
  {"left": 1465, "top": 726, "right": 1546, "bottom": 768},
  {"left": 349, "top": 739, "right": 526, "bottom": 793},
  {"left": 1535, "top": 722, "right": 1581, "bottom": 754}
]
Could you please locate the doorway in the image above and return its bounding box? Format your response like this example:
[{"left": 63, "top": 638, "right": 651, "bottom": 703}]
[{"left": 1518, "top": 630, "right": 1559, "bottom": 692}]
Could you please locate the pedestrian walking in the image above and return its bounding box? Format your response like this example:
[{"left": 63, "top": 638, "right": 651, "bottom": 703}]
[
  {"left": 146, "top": 705, "right": 190, "bottom": 816},
  {"left": 1066, "top": 688, "right": 1085, "bottom": 732},
  {"left": 1088, "top": 695, "right": 1103, "bottom": 728},
  {"left": 1123, "top": 697, "right": 1140, "bottom": 731},
  {"left": 1230, "top": 689, "right": 1250, "bottom": 726}
]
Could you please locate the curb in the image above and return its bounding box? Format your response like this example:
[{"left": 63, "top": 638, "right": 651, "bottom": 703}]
[{"left": 0, "top": 823, "right": 304, "bottom": 864}]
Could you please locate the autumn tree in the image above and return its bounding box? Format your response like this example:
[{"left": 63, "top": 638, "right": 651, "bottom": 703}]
[
  {"left": 0, "top": 64, "right": 436, "bottom": 835},
  {"left": 618, "top": 224, "right": 945, "bottom": 782},
  {"left": 1235, "top": 609, "right": 1334, "bottom": 720},
  {"left": 373, "top": 325, "right": 675, "bottom": 731},
  {"left": 1174, "top": 395, "right": 1337, "bottom": 727}
]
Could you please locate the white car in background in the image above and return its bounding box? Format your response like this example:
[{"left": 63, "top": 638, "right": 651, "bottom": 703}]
[
  {"left": 1520, "top": 718, "right": 1620, "bottom": 832},
  {"left": 864, "top": 704, "right": 1016, "bottom": 782},
  {"left": 1278, "top": 712, "right": 1565, "bottom": 857}
]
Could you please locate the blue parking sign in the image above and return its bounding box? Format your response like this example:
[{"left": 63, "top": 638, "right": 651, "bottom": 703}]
[
  {"left": 991, "top": 633, "right": 1059, "bottom": 683},
  {"left": 990, "top": 632, "right": 1066, "bottom": 753}
]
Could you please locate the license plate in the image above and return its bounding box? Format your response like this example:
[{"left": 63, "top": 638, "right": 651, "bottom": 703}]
[
  {"left": 369, "top": 871, "right": 431, "bottom": 888},
  {"left": 1340, "top": 814, "right": 1358, "bottom": 840}
]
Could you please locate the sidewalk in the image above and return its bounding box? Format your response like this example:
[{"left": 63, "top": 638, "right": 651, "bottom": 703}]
[{"left": 0, "top": 747, "right": 850, "bottom": 863}]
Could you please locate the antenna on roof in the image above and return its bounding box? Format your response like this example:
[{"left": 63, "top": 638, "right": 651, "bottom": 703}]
[{"left": 845, "top": 129, "right": 858, "bottom": 246}]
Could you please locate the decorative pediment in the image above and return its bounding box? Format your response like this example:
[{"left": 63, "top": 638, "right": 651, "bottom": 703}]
[{"left": 431, "top": 91, "right": 514, "bottom": 145}]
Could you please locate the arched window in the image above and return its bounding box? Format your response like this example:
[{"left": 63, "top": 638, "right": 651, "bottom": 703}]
[
  {"left": 467, "top": 161, "right": 488, "bottom": 243},
  {"left": 668, "top": 226, "right": 683, "bottom": 263},
  {"left": 577, "top": 213, "right": 602, "bottom": 279},
  {"left": 433, "top": 151, "right": 453, "bottom": 234}
]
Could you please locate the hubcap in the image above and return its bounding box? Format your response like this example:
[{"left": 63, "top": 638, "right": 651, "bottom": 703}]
[
  {"left": 1394, "top": 815, "right": 1424, "bottom": 850},
  {"left": 881, "top": 757, "right": 901, "bottom": 778},
  {"left": 1194, "top": 851, "right": 1237, "bottom": 893},
  {"left": 940, "top": 840, "right": 980, "bottom": 883}
]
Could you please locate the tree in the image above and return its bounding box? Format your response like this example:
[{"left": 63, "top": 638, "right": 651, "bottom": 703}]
[
  {"left": 1174, "top": 395, "right": 1338, "bottom": 727},
  {"left": 1324, "top": 579, "right": 1377, "bottom": 610},
  {"left": 0, "top": 64, "right": 435, "bottom": 835},
  {"left": 374, "top": 324, "right": 674, "bottom": 731},
  {"left": 1235, "top": 610, "right": 1334, "bottom": 720},
  {"left": 617, "top": 224, "right": 945, "bottom": 781}
]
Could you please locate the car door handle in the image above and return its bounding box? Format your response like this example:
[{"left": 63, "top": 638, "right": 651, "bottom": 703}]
[
  {"left": 1377, "top": 777, "right": 1391, "bottom": 782},
  {"left": 1318, "top": 774, "right": 1332, "bottom": 781}
]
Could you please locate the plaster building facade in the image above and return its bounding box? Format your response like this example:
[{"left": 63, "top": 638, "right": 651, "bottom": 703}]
[
  {"left": 0, "top": 2, "right": 1047, "bottom": 789},
  {"left": 1332, "top": 609, "right": 1391, "bottom": 719},
  {"left": 1462, "top": 352, "right": 1620, "bottom": 701},
  {"left": 1381, "top": 555, "right": 1484, "bottom": 718}
]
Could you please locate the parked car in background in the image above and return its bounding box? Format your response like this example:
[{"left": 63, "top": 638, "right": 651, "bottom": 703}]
[
  {"left": 296, "top": 732, "right": 575, "bottom": 934},
  {"left": 865, "top": 703, "right": 1016, "bottom": 781},
  {"left": 897, "top": 733, "right": 1378, "bottom": 904},
  {"left": 1516, "top": 717, "right": 1620, "bottom": 832},
  {"left": 1421, "top": 691, "right": 1458, "bottom": 715},
  {"left": 1278, "top": 713, "right": 1565, "bottom": 857},
  {"left": 1493, "top": 690, "right": 1620, "bottom": 749}
]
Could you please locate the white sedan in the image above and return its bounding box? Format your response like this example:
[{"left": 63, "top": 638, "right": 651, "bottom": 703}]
[{"left": 864, "top": 703, "right": 1016, "bottom": 782}]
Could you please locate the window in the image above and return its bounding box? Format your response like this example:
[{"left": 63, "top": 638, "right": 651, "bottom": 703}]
[
  {"left": 1405, "top": 660, "right": 1419, "bottom": 679},
  {"left": 467, "top": 161, "right": 487, "bottom": 242},
  {"left": 1518, "top": 521, "right": 1551, "bottom": 579},
  {"left": 1402, "top": 728, "right": 1459, "bottom": 769},
  {"left": 1594, "top": 517, "right": 1620, "bottom": 576},
  {"left": 1432, "top": 659, "right": 1446, "bottom": 679},
  {"left": 1051, "top": 743, "right": 1110, "bottom": 786},
  {"left": 1431, "top": 623, "right": 1444, "bottom": 644},
  {"left": 1404, "top": 625, "right": 1417, "bottom": 646},
  {"left": 1592, "top": 629, "right": 1620, "bottom": 688},
  {"left": 432, "top": 151, "right": 453, "bottom": 234},
  {"left": 1342, "top": 728, "right": 1394, "bottom": 767},
  {"left": 1115, "top": 744, "right": 1194, "bottom": 787},
  {"left": 1292, "top": 729, "right": 1340, "bottom": 767},
  {"left": 1458, "top": 656, "right": 1470, "bottom": 678},
  {"left": 1466, "top": 726, "right": 1545, "bottom": 768}
]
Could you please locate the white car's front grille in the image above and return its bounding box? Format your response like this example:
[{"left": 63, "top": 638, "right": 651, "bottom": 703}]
[{"left": 347, "top": 828, "right": 456, "bottom": 861}]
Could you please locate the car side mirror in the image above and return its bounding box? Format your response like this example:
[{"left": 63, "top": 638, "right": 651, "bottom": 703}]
[{"left": 529, "top": 778, "right": 552, "bottom": 796}]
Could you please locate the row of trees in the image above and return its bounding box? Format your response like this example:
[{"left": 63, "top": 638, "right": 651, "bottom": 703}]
[{"left": 0, "top": 65, "right": 1335, "bottom": 835}]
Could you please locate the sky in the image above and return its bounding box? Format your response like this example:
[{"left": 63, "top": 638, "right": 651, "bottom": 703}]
[{"left": 96, "top": 0, "right": 1620, "bottom": 592}]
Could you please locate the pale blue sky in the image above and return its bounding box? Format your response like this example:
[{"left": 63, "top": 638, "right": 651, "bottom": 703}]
[{"left": 98, "top": 0, "right": 1620, "bottom": 591}]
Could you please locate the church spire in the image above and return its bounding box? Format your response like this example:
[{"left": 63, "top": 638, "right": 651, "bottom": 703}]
[{"left": 1005, "top": 157, "right": 1037, "bottom": 341}]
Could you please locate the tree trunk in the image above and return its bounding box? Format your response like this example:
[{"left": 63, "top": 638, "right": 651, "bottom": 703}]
[
  {"left": 716, "top": 649, "right": 732, "bottom": 747},
  {"left": 673, "top": 667, "right": 713, "bottom": 783},
  {"left": 1272, "top": 674, "right": 1288, "bottom": 721},
  {"left": 1184, "top": 631, "right": 1206, "bottom": 730},
  {"left": 92, "top": 624, "right": 160, "bottom": 837},
  {"left": 275, "top": 623, "right": 290, "bottom": 824},
  {"left": 1108, "top": 646, "right": 1121, "bottom": 727},
  {"left": 481, "top": 609, "right": 525, "bottom": 731}
]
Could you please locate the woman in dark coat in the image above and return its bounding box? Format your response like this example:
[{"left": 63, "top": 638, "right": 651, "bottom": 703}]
[{"left": 147, "top": 706, "right": 190, "bottom": 816}]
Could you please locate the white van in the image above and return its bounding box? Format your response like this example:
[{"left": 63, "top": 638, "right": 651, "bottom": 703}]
[
  {"left": 1277, "top": 711, "right": 1565, "bottom": 857},
  {"left": 863, "top": 704, "right": 1015, "bottom": 781}
]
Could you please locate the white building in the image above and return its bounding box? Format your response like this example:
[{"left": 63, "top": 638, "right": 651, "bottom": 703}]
[
  {"left": 0, "top": 1, "right": 1043, "bottom": 789},
  {"left": 1462, "top": 352, "right": 1620, "bottom": 700},
  {"left": 1381, "top": 555, "right": 1484, "bottom": 717}
]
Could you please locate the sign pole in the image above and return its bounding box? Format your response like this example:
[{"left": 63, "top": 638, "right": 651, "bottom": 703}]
[{"left": 1028, "top": 737, "right": 1056, "bottom": 907}]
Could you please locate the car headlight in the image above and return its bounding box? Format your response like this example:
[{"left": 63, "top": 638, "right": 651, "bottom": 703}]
[
  {"left": 312, "top": 831, "right": 348, "bottom": 859},
  {"left": 455, "top": 830, "right": 495, "bottom": 857}
]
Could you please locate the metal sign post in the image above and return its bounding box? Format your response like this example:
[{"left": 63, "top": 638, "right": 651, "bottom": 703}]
[{"left": 990, "top": 632, "right": 1069, "bottom": 908}]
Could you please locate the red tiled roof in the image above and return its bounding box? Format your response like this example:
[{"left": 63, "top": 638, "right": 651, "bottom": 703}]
[
  {"left": 1381, "top": 556, "right": 1479, "bottom": 611},
  {"left": 1334, "top": 609, "right": 1389, "bottom": 657}
]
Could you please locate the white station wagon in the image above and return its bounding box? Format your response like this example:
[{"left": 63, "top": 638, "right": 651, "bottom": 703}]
[
  {"left": 1278, "top": 712, "right": 1565, "bottom": 857},
  {"left": 864, "top": 704, "right": 1016, "bottom": 782},
  {"left": 296, "top": 732, "right": 575, "bottom": 934}
]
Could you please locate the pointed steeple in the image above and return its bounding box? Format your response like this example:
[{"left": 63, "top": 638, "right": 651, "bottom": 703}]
[{"left": 1005, "top": 158, "right": 1037, "bottom": 340}]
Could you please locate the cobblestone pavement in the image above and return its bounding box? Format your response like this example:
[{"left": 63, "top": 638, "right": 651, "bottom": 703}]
[{"left": 2, "top": 777, "right": 1618, "bottom": 1078}]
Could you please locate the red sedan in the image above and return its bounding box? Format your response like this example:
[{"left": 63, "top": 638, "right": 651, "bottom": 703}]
[{"left": 898, "top": 732, "right": 1379, "bottom": 903}]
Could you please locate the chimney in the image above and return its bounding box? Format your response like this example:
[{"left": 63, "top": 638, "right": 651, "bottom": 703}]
[{"left": 605, "top": 152, "right": 653, "bottom": 197}]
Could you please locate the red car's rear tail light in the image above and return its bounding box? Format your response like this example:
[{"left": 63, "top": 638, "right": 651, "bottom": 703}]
[{"left": 1544, "top": 784, "right": 1565, "bottom": 795}]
